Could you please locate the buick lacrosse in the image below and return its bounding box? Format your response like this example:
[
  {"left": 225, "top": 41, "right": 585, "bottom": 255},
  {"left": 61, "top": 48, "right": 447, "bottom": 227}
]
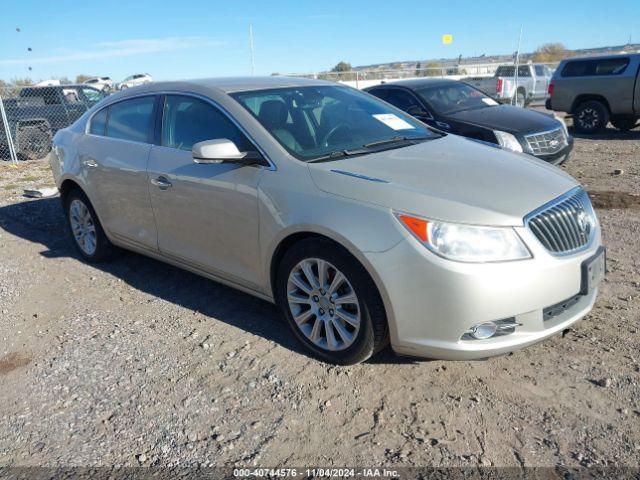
[{"left": 50, "top": 77, "right": 604, "bottom": 364}]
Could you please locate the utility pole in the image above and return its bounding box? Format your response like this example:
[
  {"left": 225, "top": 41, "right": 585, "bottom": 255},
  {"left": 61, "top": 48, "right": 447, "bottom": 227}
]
[
  {"left": 249, "top": 24, "right": 255, "bottom": 76},
  {"left": 513, "top": 24, "right": 523, "bottom": 106}
]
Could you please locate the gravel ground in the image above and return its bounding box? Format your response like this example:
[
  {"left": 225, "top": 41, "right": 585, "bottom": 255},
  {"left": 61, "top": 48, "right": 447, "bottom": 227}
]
[{"left": 0, "top": 121, "right": 639, "bottom": 471}]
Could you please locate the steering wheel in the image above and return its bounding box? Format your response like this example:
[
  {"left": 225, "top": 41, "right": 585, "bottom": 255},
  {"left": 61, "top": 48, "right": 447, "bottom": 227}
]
[{"left": 320, "top": 123, "right": 351, "bottom": 147}]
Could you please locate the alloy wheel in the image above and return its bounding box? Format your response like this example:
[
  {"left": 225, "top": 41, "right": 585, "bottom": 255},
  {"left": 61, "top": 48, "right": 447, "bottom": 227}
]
[
  {"left": 286, "top": 258, "right": 361, "bottom": 351},
  {"left": 69, "top": 199, "right": 97, "bottom": 255},
  {"left": 578, "top": 108, "right": 598, "bottom": 130}
]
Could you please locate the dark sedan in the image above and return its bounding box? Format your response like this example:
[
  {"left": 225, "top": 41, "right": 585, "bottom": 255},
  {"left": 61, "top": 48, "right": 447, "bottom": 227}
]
[{"left": 365, "top": 78, "right": 573, "bottom": 165}]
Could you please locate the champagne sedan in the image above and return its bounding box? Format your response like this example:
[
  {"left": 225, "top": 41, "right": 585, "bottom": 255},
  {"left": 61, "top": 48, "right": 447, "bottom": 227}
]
[{"left": 49, "top": 77, "right": 604, "bottom": 364}]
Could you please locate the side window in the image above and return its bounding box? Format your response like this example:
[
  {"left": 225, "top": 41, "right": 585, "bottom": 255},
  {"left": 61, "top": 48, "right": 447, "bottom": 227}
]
[
  {"left": 62, "top": 88, "right": 82, "bottom": 104},
  {"left": 161, "top": 95, "right": 253, "bottom": 152},
  {"left": 518, "top": 66, "right": 531, "bottom": 77},
  {"left": 106, "top": 96, "right": 155, "bottom": 143},
  {"left": 534, "top": 65, "right": 545, "bottom": 76},
  {"left": 562, "top": 60, "right": 592, "bottom": 77},
  {"left": 383, "top": 89, "right": 421, "bottom": 112},
  {"left": 367, "top": 88, "right": 389, "bottom": 102},
  {"left": 595, "top": 57, "right": 629, "bottom": 75},
  {"left": 89, "top": 108, "right": 108, "bottom": 136}
]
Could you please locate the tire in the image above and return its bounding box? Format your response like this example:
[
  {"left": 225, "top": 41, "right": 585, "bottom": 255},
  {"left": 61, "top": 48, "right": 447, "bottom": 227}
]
[
  {"left": 64, "top": 189, "right": 114, "bottom": 262},
  {"left": 512, "top": 90, "right": 526, "bottom": 108},
  {"left": 610, "top": 115, "right": 638, "bottom": 131},
  {"left": 276, "top": 238, "right": 389, "bottom": 365},
  {"left": 573, "top": 100, "right": 609, "bottom": 134},
  {"left": 17, "top": 125, "right": 52, "bottom": 160}
]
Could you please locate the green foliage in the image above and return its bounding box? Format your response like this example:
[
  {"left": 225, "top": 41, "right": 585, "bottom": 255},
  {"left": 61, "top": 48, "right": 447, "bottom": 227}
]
[
  {"left": 75, "top": 74, "right": 93, "bottom": 84},
  {"left": 331, "top": 61, "right": 352, "bottom": 72},
  {"left": 532, "top": 43, "right": 569, "bottom": 62}
]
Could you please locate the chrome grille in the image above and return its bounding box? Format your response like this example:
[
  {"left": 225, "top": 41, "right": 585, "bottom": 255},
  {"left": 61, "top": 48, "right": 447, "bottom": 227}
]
[
  {"left": 525, "top": 127, "right": 567, "bottom": 156},
  {"left": 526, "top": 188, "right": 595, "bottom": 254}
]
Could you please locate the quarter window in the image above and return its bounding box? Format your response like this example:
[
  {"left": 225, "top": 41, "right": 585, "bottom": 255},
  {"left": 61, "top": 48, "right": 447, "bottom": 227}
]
[
  {"left": 161, "top": 95, "right": 253, "bottom": 151},
  {"left": 106, "top": 96, "right": 155, "bottom": 143},
  {"left": 89, "top": 108, "right": 108, "bottom": 136}
]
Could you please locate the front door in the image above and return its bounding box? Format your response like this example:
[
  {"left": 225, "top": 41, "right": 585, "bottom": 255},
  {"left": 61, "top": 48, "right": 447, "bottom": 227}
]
[{"left": 147, "top": 94, "right": 264, "bottom": 290}]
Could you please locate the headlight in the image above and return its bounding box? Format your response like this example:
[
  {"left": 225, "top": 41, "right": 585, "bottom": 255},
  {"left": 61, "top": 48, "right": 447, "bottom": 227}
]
[
  {"left": 494, "top": 130, "right": 523, "bottom": 153},
  {"left": 396, "top": 214, "right": 531, "bottom": 262}
]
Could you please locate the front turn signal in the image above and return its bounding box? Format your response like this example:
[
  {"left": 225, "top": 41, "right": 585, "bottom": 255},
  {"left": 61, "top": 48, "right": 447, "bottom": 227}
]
[{"left": 397, "top": 214, "right": 428, "bottom": 242}]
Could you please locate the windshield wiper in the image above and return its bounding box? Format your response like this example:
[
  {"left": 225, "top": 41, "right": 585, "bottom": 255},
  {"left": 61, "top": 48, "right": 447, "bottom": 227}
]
[
  {"left": 307, "top": 148, "right": 369, "bottom": 163},
  {"left": 362, "top": 135, "right": 433, "bottom": 149}
]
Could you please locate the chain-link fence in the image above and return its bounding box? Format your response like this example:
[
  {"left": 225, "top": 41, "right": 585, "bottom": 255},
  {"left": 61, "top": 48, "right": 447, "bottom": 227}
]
[
  {"left": 1, "top": 62, "right": 559, "bottom": 162},
  {"left": 286, "top": 62, "right": 559, "bottom": 90},
  {"left": 0, "top": 84, "right": 109, "bottom": 162}
]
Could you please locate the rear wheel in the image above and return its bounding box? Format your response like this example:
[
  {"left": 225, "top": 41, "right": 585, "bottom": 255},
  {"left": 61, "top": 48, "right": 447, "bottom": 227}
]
[
  {"left": 65, "top": 189, "right": 114, "bottom": 262},
  {"left": 512, "top": 90, "right": 526, "bottom": 108},
  {"left": 276, "top": 238, "right": 388, "bottom": 364},
  {"left": 610, "top": 115, "right": 638, "bottom": 131},
  {"left": 573, "top": 100, "right": 609, "bottom": 134}
]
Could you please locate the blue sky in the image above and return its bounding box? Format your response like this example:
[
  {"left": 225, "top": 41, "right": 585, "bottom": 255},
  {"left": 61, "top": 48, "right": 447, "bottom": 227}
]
[{"left": 0, "top": 0, "right": 638, "bottom": 82}]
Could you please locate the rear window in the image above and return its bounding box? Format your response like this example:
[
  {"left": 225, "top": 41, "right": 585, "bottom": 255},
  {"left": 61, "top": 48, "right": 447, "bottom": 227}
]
[
  {"left": 561, "top": 57, "right": 630, "bottom": 77},
  {"left": 106, "top": 96, "right": 155, "bottom": 143}
]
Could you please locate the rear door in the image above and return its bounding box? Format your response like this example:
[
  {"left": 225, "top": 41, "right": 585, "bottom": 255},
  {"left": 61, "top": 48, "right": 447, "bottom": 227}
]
[
  {"left": 147, "top": 94, "right": 264, "bottom": 289},
  {"left": 81, "top": 95, "right": 158, "bottom": 250}
]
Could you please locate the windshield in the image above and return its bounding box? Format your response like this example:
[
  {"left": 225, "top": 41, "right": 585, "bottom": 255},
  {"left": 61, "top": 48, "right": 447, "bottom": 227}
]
[
  {"left": 231, "top": 85, "right": 437, "bottom": 161},
  {"left": 415, "top": 83, "right": 498, "bottom": 115}
]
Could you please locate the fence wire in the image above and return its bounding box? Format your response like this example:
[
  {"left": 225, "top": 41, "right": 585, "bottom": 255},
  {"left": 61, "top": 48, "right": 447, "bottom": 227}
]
[{"left": 0, "top": 84, "right": 108, "bottom": 162}]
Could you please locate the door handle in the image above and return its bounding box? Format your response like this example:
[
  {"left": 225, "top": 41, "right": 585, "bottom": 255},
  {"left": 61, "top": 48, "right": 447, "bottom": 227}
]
[
  {"left": 82, "top": 157, "right": 98, "bottom": 168},
  {"left": 151, "top": 176, "right": 172, "bottom": 190}
]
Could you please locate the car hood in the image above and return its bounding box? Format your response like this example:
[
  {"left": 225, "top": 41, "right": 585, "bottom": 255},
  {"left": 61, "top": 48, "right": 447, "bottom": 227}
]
[
  {"left": 308, "top": 135, "right": 578, "bottom": 226},
  {"left": 448, "top": 105, "right": 560, "bottom": 134}
]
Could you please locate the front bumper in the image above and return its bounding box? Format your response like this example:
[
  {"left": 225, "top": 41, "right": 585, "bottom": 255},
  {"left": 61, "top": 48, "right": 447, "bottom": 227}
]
[{"left": 365, "top": 224, "right": 602, "bottom": 360}]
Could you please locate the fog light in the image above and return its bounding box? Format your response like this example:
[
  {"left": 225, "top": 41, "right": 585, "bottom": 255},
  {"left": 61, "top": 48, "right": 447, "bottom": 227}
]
[{"left": 469, "top": 322, "right": 498, "bottom": 340}]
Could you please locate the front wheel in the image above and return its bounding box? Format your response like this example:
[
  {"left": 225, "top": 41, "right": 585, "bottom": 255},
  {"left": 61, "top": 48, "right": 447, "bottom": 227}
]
[{"left": 276, "top": 238, "right": 388, "bottom": 364}]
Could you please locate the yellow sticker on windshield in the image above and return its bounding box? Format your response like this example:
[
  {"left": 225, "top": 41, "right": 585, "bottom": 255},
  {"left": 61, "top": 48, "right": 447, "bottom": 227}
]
[{"left": 372, "top": 114, "right": 415, "bottom": 130}]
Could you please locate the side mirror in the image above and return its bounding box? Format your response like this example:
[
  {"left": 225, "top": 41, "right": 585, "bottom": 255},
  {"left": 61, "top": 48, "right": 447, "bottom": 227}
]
[
  {"left": 192, "top": 139, "right": 261, "bottom": 165},
  {"left": 406, "top": 105, "right": 430, "bottom": 118}
]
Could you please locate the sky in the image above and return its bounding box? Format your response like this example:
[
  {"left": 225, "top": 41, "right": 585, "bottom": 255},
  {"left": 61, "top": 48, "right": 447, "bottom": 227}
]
[{"left": 0, "top": 0, "right": 638, "bottom": 82}]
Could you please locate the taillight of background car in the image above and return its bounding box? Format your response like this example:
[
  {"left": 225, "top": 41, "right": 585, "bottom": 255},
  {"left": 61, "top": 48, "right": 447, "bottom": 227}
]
[{"left": 496, "top": 78, "right": 503, "bottom": 94}]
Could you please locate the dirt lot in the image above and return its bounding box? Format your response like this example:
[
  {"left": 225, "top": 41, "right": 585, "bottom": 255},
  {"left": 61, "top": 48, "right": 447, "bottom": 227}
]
[{"left": 0, "top": 123, "right": 639, "bottom": 471}]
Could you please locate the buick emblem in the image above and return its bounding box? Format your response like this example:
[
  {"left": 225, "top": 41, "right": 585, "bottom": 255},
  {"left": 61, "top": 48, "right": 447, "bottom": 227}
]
[{"left": 576, "top": 210, "right": 591, "bottom": 234}]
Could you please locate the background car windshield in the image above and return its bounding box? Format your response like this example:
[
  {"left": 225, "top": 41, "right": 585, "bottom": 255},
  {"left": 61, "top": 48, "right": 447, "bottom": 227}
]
[
  {"left": 232, "top": 86, "right": 434, "bottom": 160},
  {"left": 416, "top": 83, "right": 498, "bottom": 115}
]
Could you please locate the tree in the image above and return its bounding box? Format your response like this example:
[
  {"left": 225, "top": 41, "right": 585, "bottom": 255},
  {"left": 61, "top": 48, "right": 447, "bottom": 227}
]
[
  {"left": 331, "top": 61, "right": 352, "bottom": 72},
  {"left": 532, "top": 43, "right": 569, "bottom": 62},
  {"left": 75, "top": 74, "right": 93, "bottom": 84},
  {"left": 423, "top": 62, "right": 443, "bottom": 77},
  {"left": 11, "top": 78, "right": 34, "bottom": 87}
]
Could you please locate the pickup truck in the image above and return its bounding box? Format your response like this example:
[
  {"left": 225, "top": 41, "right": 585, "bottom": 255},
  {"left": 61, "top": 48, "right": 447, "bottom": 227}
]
[
  {"left": 464, "top": 64, "right": 554, "bottom": 107},
  {"left": 546, "top": 53, "right": 640, "bottom": 133},
  {"left": 0, "top": 85, "right": 106, "bottom": 160}
]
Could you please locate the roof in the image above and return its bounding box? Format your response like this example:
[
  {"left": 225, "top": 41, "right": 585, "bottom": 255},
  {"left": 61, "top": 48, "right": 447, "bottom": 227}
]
[
  {"left": 365, "top": 78, "right": 461, "bottom": 89},
  {"left": 130, "top": 76, "right": 334, "bottom": 94}
]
